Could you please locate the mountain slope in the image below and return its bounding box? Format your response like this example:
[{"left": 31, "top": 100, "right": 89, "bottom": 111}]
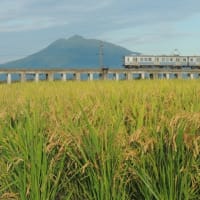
[{"left": 0, "top": 35, "right": 139, "bottom": 69}]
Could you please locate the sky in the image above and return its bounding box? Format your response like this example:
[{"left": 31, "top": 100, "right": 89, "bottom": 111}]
[{"left": 0, "top": 0, "right": 200, "bottom": 63}]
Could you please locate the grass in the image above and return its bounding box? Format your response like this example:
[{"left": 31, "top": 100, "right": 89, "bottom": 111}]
[{"left": 0, "top": 80, "right": 199, "bottom": 200}]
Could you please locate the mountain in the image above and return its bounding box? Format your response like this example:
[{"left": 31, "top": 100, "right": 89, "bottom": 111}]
[{"left": 0, "top": 35, "right": 139, "bottom": 69}]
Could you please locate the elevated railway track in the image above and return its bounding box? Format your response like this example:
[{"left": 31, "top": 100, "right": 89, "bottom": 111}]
[{"left": 0, "top": 68, "right": 200, "bottom": 84}]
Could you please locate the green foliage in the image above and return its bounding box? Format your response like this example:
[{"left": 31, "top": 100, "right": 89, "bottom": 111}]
[{"left": 0, "top": 80, "right": 199, "bottom": 200}]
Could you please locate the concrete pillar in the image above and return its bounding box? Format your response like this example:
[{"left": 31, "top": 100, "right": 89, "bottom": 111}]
[
  {"left": 88, "top": 73, "right": 93, "bottom": 81},
  {"left": 62, "top": 73, "right": 66, "bottom": 81},
  {"left": 99, "top": 72, "right": 107, "bottom": 80},
  {"left": 141, "top": 72, "right": 145, "bottom": 79},
  {"left": 75, "top": 72, "right": 81, "bottom": 80},
  {"left": 114, "top": 73, "right": 119, "bottom": 81},
  {"left": 47, "top": 73, "right": 54, "bottom": 81},
  {"left": 190, "top": 73, "right": 194, "bottom": 79},
  {"left": 175, "top": 73, "right": 182, "bottom": 79},
  {"left": 34, "top": 73, "right": 39, "bottom": 82},
  {"left": 153, "top": 73, "right": 158, "bottom": 79},
  {"left": 99, "top": 73, "right": 102, "bottom": 80},
  {"left": 126, "top": 72, "right": 132, "bottom": 80},
  {"left": 20, "top": 73, "right": 26, "bottom": 82},
  {"left": 7, "top": 73, "right": 11, "bottom": 84},
  {"left": 163, "top": 73, "right": 166, "bottom": 79},
  {"left": 102, "top": 73, "right": 107, "bottom": 80},
  {"left": 166, "top": 73, "right": 170, "bottom": 80},
  {"left": 101, "top": 68, "right": 108, "bottom": 80}
]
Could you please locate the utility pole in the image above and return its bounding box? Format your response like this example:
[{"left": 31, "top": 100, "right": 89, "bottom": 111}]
[
  {"left": 99, "top": 41, "right": 104, "bottom": 69},
  {"left": 98, "top": 41, "right": 108, "bottom": 79}
]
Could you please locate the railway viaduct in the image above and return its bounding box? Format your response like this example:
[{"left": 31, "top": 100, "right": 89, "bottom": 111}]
[{"left": 1, "top": 68, "right": 200, "bottom": 84}]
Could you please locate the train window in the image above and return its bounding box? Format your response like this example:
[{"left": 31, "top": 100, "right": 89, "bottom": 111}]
[
  {"left": 183, "top": 58, "right": 186, "bottom": 62},
  {"left": 190, "top": 58, "right": 193, "bottom": 62},
  {"left": 176, "top": 58, "right": 180, "bottom": 62},
  {"left": 170, "top": 58, "right": 173, "bottom": 61},
  {"left": 144, "top": 58, "right": 147, "bottom": 61},
  {"left": 149, "top": 58, "right": 152, "bottom": 61},
  {"left": 156, "top": 58, "right": 159, "bottom": 62},
  {"left": 127, "top": 58, "right": 130, "bottom": 62}
]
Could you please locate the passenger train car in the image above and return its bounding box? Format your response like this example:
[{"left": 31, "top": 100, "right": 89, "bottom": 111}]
[{"left": 124, "top": 55, "right": 200, "bottom": 69}]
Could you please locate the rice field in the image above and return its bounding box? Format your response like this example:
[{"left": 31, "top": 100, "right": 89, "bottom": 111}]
[{"left": 0, "top": 80, "right": 199, "bottom": 200}]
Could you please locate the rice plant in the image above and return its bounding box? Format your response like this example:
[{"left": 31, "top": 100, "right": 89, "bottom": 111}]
[{"left": 0, "top": 80, "right": 199, "bottom": 200}]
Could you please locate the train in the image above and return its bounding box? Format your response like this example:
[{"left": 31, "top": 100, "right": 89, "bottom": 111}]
[{"left": 124, "top": 54, "right": 200, "bottom": 69}]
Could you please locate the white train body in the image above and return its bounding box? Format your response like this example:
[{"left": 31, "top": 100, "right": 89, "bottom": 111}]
[{"left": 124, "top": 55, "right": 200, "bottom": 69}]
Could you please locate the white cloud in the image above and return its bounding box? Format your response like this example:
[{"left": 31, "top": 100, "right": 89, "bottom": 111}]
[
  {"left": 0, "top": 17, "right": 69, "bottom": 32},
  {"left": 0, "top": 0, "right": 114, "bottom": 32},
  {"left": 1, "top": 0, "right": 200, "bottom": 33}
]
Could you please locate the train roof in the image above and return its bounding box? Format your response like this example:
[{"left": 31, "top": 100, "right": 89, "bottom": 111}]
[{"left": 125, "top": 54, "right": 200, "bottom": 57}]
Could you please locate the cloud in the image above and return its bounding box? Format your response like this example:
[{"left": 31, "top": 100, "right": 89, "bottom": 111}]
[
  {"left": 118, "top": 32, "right": 200, "bottom": 46},
  {"left": 0, "top": 0, "right": 113, "bottom": 32},
  {"left": 0, "top": 0, "right": 200, "bottom": 33},
  {"left": 0, "top": 17, "right": 69, "bottom": 32}
]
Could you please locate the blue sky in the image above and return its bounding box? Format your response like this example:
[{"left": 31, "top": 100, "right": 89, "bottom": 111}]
[{"left": 0, "top": 0, "right": 200, "bottom": 63}]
